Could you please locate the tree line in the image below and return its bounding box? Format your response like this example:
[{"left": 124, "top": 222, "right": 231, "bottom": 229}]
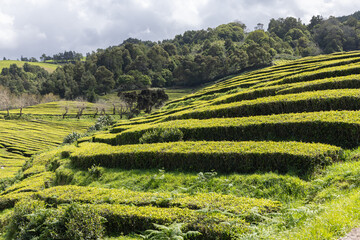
[{"left": 0, "top": 12, "right": 359, "bottom": 103}]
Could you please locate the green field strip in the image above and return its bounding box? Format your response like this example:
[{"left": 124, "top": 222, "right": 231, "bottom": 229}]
[
  {"left": 164, "top": 89, "right": 360, "bottom": 121},
  {"left": 2, "top": 101, "right": 98, "bottom": 116},
  {"left": 0, "top": 60, "right": 59, "bottom": 73},
  {"left": 108, "top": 111, "right": 360, "bottom": 148},
  {"left": 70, "top": 141, "right": 341, "bottom": 175}
]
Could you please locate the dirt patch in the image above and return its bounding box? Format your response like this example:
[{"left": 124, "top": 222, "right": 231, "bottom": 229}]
[{"left": 339, "top": 228, "right": 360, "bottom": 240}]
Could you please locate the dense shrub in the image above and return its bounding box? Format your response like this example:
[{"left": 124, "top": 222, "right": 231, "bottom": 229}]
[
  {"left": 4, "top": 199, "right": 105, "bottom": 240},
  {"left": 93, "top": 115, "right": 115, "bottom": 131},
  {"left": 139, "top": 128, "right": 184, "bottom": 144},
  {"left": 63, "top": 132, "right": 83, "bottom": 144}
]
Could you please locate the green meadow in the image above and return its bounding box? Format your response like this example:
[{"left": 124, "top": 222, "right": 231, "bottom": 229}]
[{"left": 0, "top": 60, "right": 59, "bottom": 73}]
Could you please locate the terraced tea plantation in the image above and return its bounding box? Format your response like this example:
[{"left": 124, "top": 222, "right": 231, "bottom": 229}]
[
  {"left": 0, "top": 119, "right": 92, "bottom": 184},
  {"left": 3, "top": 51, "right": 360, "bottom": 239}
]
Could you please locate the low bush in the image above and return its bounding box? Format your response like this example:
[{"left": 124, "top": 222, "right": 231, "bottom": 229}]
[
  {"left": 63, "top": 132, "right": 83, "bottom": 144},
  {"left": 139, "top": 128, "right": 183, "bottom": 144},
  {"left": 4, "top": 199, "right": 105, "bottom": 240}
]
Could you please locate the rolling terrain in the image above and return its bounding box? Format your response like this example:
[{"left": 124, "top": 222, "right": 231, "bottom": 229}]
[{"left": 2, "top": 51, "right": 360, "bottom": 239}]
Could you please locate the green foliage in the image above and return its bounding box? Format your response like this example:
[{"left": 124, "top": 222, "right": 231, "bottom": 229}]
[
  {"left": 140, "top": 223, "right": 201, "bottom": 240},
  {"left": 93, "top": 115, "right": 115, "bottom": 131},
  {"left": 63, "top": 131, "right": 83, "bottom": 144},
  {"left": 88, "top": 165, "right": 104, "bottom": 179},
  {"left": 139, "top": 128, "right": 183, "bottom": 144},
  {"left": 63, "top": 203, "right": 106, "bottom": 240},
  {"left": 5, "top": 200, "right": 105, "bottom": 240}
]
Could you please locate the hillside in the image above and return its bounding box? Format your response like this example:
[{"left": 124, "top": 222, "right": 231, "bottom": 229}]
[
  {"left": 2, "top": 51, "right": 360, "bottom": 239},
  {"left": 0, "top": 60, "right": 59, "bottom": 73}
]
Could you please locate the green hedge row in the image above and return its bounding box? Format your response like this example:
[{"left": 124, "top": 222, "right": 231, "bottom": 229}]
[
  {"left": 263, "top": 63, "right": 360, "bottom": 88},
  {"left": 211, "top": 74, "right": 360, "bottom": 105},
  {"left": 277, "top": 75, "right": 360, "bottom": 95},
  {"left": 69, "top": 141, "right": 342, "bottom": 176},
  {"left": 93, "top": 203, "right": 248, "bottom": 239},
  {"left": 36, "top": 185, "right": 280, "bottom": 217},
  {"left": 165, "top": 89, "right": 360, "bottom": 121},
  {"left": 104, "top": 111, "right": 360, "bottom": 149}
]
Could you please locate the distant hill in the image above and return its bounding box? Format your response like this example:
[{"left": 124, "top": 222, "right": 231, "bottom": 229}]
[{"left": 337, "top": 11, "right": 360, "bottom": 22}]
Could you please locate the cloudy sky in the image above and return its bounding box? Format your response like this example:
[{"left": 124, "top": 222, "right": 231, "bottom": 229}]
[{"left": 0, "top": 0, "right": 359, "bottom": 59}]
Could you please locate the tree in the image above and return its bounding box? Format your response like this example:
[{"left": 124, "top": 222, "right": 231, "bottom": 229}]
[
  {"left": 136, "top": 89, "right": 169, "bottom": 113},
  {"left": 308, "top": 15, "right": 324, "bottom": 30},
  {"left": 118, "top": 91, "right": 138, "bottom": 118},
  {"left": 95, "top": 66, "right": 115, "bottom": 95},
  {"left": 15, "top": 93, "right": 32, "bottom": 117},
  {"left": 75, "top": 97, "right": 87, "bottom": 119},
  {"left": 0, "top": 86, "right": 13, "bottom": 117},
  {"left": 80, "top": 71, "right": 96, "bottom": 96}
]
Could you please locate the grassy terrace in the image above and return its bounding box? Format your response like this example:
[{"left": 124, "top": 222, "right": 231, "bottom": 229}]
[{"left": 2, "top": 101, "right": 98, "bottom": 116}]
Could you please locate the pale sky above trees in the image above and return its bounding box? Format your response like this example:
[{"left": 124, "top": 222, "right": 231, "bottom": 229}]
[{"left": 0, "top": 0, "right": 359, "bottom": 59}]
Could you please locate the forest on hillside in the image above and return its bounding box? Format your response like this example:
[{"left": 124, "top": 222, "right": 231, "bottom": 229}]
[{"left": 0, "top": 12, "right": 359, "bottom": 103}]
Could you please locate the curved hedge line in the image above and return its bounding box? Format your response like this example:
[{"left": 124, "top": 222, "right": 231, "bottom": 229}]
[
  {"left": 258, "top": 62, "right": 360, "bottom": 88},
  {"left": 211, "top": 74, "right": 360, "bottom": 105},
  {"left": 103, "top": 111, "right": 360, "bottom": 148},
  {"left": 69, "top": 141, "right": 342, "bottom": 176},
  {"left": 165, "top": 89, "right": 360, "bottom": 121}
]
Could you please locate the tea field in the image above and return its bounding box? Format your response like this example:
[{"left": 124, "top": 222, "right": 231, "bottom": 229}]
[{"left": 3, "top": 51, "right": 360, "bottom": 239}]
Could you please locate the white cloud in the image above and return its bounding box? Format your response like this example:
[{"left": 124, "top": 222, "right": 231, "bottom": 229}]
[{"left": 0, "top": 12, "right": 17, "bottom": 49}]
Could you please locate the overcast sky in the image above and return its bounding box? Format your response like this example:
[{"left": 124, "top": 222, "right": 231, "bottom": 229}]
[{"left": 0, "top": 0, "right": 359, "bottom": 59}]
